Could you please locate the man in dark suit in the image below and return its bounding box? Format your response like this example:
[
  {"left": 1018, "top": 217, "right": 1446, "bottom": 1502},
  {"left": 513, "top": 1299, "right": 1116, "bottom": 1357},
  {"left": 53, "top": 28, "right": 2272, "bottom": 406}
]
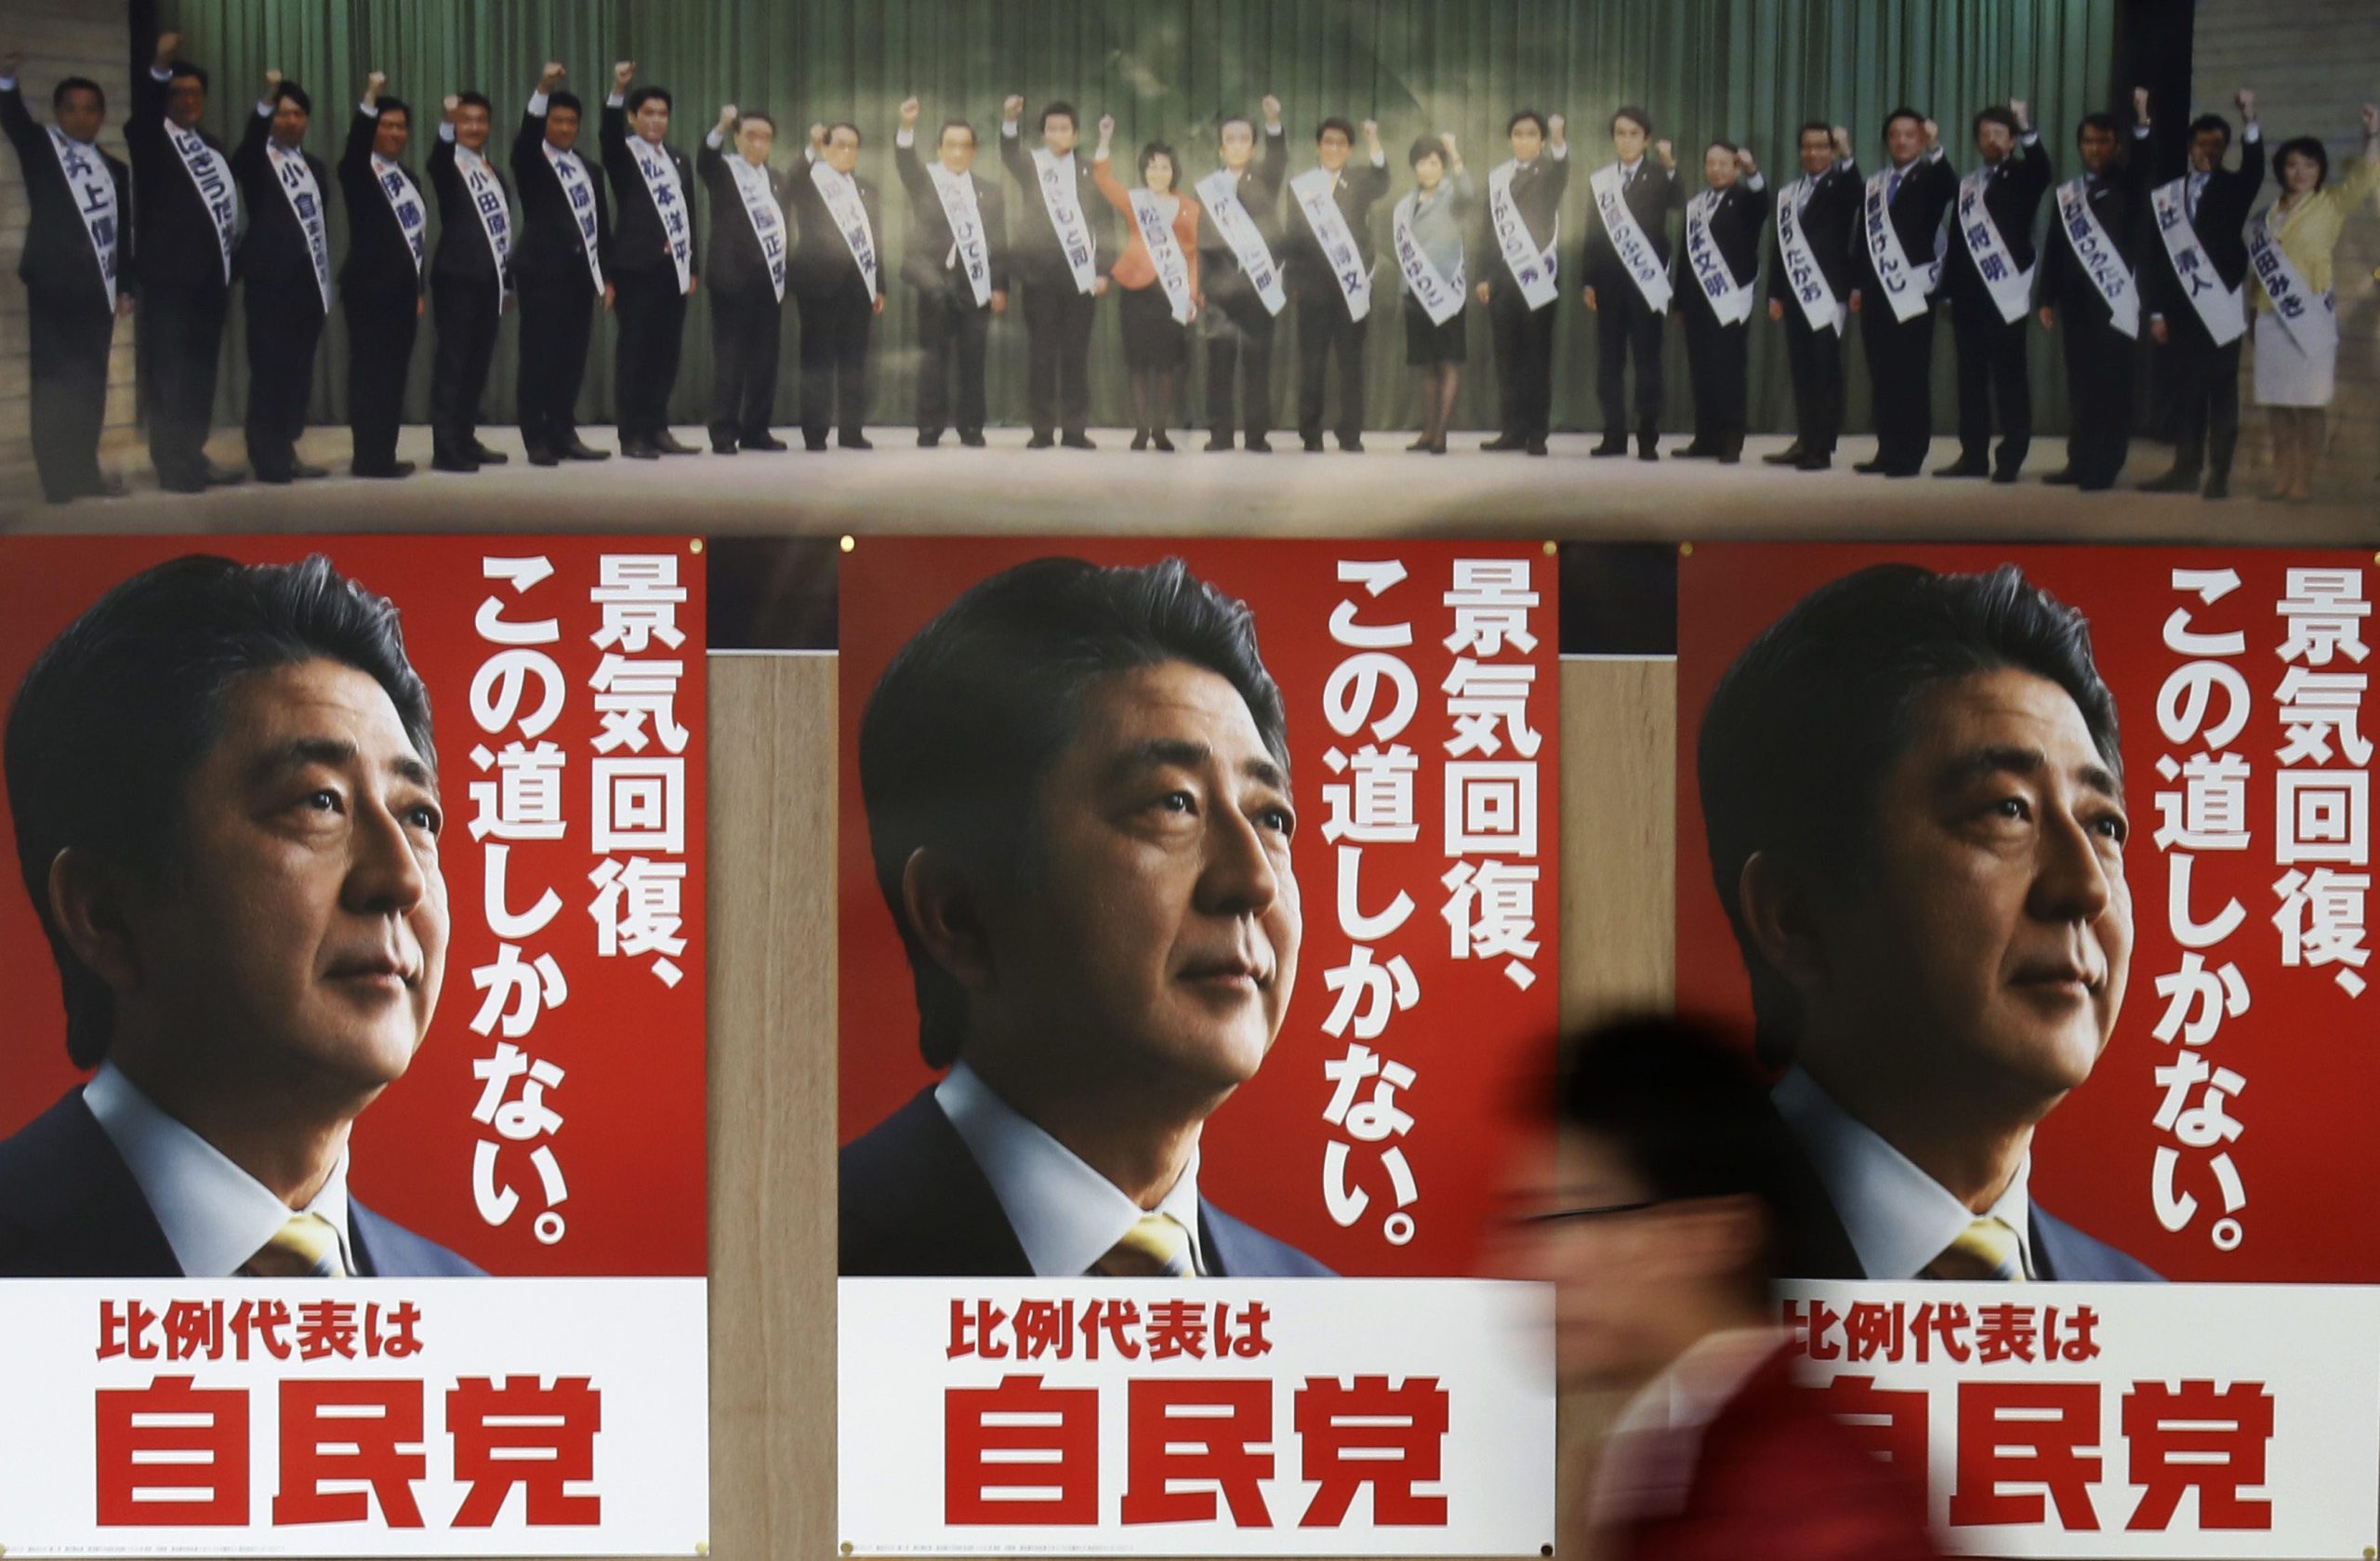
[
  {"left": 337, "top": 73, "right": 426, "bottom": 479},
  {"left": 787, "top": 120, "right": 883, "bottom": 452},
  {"left": 1581, "top": 107, "right": 1686, "bottom": 460},
  {"left": 426, "top": 88, "right": 512, "bottom": 473},
  {"left": 1939, "top": 99, "right": 2051, "bottom": 483},
  {"left": 998, "top": 97, "right": 1112, "bottom": 448},
  {"left": 1675, "top": 141, "right": 1768, "bottom": 465},
  {"left": 2137, "top": 87, "right": 2261, "bottom": 500},
  {"left": 602, "top": 60, "right": 700, "bottom": 459},
  {"left": 695, "top": 101, "right": 788, "bottom": 455},
  {"left": 1195, "top": 99, "right": 1289, "bottom": 452},
  {"left": 1849, "top": 109, "right": 1957, "bottom": 477},
  {"left": 231, "top": 70, "right": 334, "bottom": 484},
  {"left": 843, "top": 556, "right": 1330, "bottom": 1279},
  {"left": 1286, "top": 114, "right": 1389, "bottom": 453},
  {"left": 126, "top": 34, "right": 243, "bottom": 493},
  {"left": 1697, "top": 562, "right": 2159, "bottom": 1284},
  {"left": 1473, "top": 109, "right": 1569, "bottom": 456},
  {"left": 1, "top": 554, "right": 481, "bottom": 1280},
  {"left": 894, "top": 99, "right": 1008, "bottom": 447},
  {"left": 2036, "top": 98, "right": 2155, "bottom": 492},
  {"left": 1765, "top": 124, "right": 1859, "bottom": 471},
  {"left": 0, "top": 54, "right": 133, "bottom": 503},
  {"left": 509, "top": 62, "right": 615, "bottom": 467}
]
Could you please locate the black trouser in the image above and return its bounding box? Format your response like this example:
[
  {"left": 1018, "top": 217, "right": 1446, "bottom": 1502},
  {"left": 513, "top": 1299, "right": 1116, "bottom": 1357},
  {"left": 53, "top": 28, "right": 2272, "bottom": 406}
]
[
  {"left": 244, "top": 284, "right": 325, "bottom": 481},
  {"left": 708, "top": 283, "right": 784, "bottom": 444},
  {"left": 1681, "top": 300, "right": 1749, "bottom": 456},
  {"left": 2059, "top": 305, "right": 2135, "bottom": 486},
  {"left": 517, "top": 275, "right": 596, "bottom": 455},
  {"left": 916, "top": 281, "right": 990, "bottom": 438},
  {"left": 431, "top": 272, "right": 503, "bottom": 462},
  {"left": 1488, "top": 284, "right": 1558, "bottom": 441},
  {"left": 343, "top": 287, "right": 418, "bottom": 474},
  {"left": 614, "top": 267, "right": 688, "bottom": 443},
  {"left": 1594, "top": 285, "right": 1664, "bottom": 441},
  {"left": 139, "top": 277, "right": 228, "bottom": 487},
  {"left": 1950, "top": 291, "right": 2031, "bottom": 472},
  {"left": 2160, "top": 324, "right": 2241, "bottom": 481},
  {"left": 1859, "top": 299, "right": 1937, "bottom": 470},
  {"left": 1781, "top": 304, "right": 1846, "bottom": 456},
  {"left": 1020, "top": 275, "right": 1097, "bottom": 436},
  {"left": 27, "top": 289, "right": 114, "bottom": 502},
  {"left": 1204, "top": 298, "right": 1276, "bottom": 437},
  {"left": 796, "top": 282, "right": 871, "bottom": 443},
  {"left": 1296, "top": 292, "right": 1367, "bottom": 444}
]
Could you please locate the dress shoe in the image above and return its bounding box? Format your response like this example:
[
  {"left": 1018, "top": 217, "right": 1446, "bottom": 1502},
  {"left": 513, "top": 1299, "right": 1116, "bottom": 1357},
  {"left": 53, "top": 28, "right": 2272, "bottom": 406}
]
[
  {"left": 1151, "top": 430, "right": 1174, "bottom": 452},
  {"left": 1763, "top": 443, "right": 1806, "bottom": 466},
  {"left": 1884, "top": 463, "right": 1922, "bottom": 478},
  {"left": 1245, "top": 434, "right": 1273, "bottom": 453},
  {"left": 561, "top": 439, "right": 611, "bottom": 461},
  {"left": 2078, "top": 477, "right": 2114, "bottom": 492},
  {"left": 1673, "top": 442, "right": 1714, "bottom": 459},
  {"left": 840, "top": 431, "right": 875, "bottom": 450},
  {"left": 655, "top": 431, "right": 701, "bottom": 455},
  {"left": 93, "top": 474, "right": 129, "bottom": 498},
  {"left": 713, "top": 439, "right": 742, "bottom": 455},
  {"left": 2138, "top": 467, "right": 2199, "bottom": 493},
  {"left": 1480, "top": 432, "right": 1526, "bottom": 451},
  {"left": 2042, "top": 467, "right": 2082, "bottom": 485},
  {"left": 205, "top": 461, "right": 248, "bottom": 485},
  {"left": 470, "top": 442, "right": 509, "bottom": 465},
  {"left": 255, "top": 467, "right": 295, "bottom": 485},
  {"left": 1026, "top": 430, "right": 1055, "bottom": 449},
  {"left": 959, "top": 430, "right": 986, "bottom": 447},
  {"left": 622, "top": 439, "right": 660, "bottom": 460},
  {"left": 917, "top": 431, "right": 942, "bottom": 448},
  {"left": 1061, "top": 430, "right": 1096, "bottom": 450},
  {"left": 743, "top": 432, "right": 788, "bottom": 452},
  {"left": 354, "top": 460, "right": 416, "bottom": 479},
  {"left": 292, "top": 462, "right": 330, "bottom": 480},
  {"left": 1716, "top": 449, "right": 1741, "bottom": 466},
  {"left": 1206, "top": 431, "right": 1234, "bottom": 451},
  {"left": 1339, "top": 433, "right": 1365, "bottom": 453},
  {"left": 1853, "top": 457, "right": 1890, "bottom": 474},
  {"left": 520, "top": 449, "right": 556, "bottom": 469},
  {"left": 1302, "top": 434, "right": 1327, "bottom": 453},
  {"left": 1990, "top": 468, "right": 2019, "bottom": 484},
  {"left": 1526, "top": 439, "right": 1550, "bottom": 456},
  {"left": 1636, "top": 437, "right": 1659, "bottom": 462},
  {"left": 804, "top": 436, "right": 830, "bottom": 452},
  {"left": 2202, "top": 475, "right": 2230, "bottom": 500},
  {"left": 159, "top": 474, "right": 208, "bottom": 494},
  {"left": 1933, "top": 458, "right": 1990, "bottom": 478},
  {"left": 1591, "top": 437, "right": 1629, "bottom": 457},
  {"left": 1794, "top": 452, "right": 1831, "bottom": 471},
  {"left": 1131, "top": 430, "right": 1151, "bottom": 451},
  {"left": 1408, "top": 435, "right": 1434, "bottom": 451}
]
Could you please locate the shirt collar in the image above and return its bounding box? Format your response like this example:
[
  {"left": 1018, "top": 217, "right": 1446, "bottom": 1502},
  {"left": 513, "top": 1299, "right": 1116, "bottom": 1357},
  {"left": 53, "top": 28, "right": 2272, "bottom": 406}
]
[
  {"left": 1772, "top": 1065, "right": 2032, "bottom": 1280},
  {"left": 83, "top": 1061, "right": 355, "bottom": 1277},
  {"left": 454, "top": 140, "right": 488, "bottom": 173},
  {"left": 934, "top": 1059, "right": 1207, "bottom": 1277}
]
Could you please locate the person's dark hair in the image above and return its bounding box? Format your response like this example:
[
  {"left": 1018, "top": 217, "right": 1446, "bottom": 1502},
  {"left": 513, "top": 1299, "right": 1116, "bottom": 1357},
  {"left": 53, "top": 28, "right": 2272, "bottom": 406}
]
[
  {"left": 53, "top": 77, "right": 104, "bottom": 113},
  {"left": 2188, "top": 112, "right": 2232, "bottom": 148},
  {"left": 734, "top": 110, "right": 774, "bottom": 132},
  {"left": 826, "top": 120, "right": 861, "bottom": 146},
  {"left": 625, "top": 84, "right": 671, "bottom": 116},
  {"left": 1316, "top": 115, "right": 1355, "bottom": 145},
  {"left": 1882, "top": 107, "right": 1924, "bottom": 141},
  {"left": 455, "top": 89, "right": 493, "bottom": 115},
  {"left": 1707, "top": 138, "right": 1739, "bottom": 156},
  {"left": 1972, "top": 106, "right": 2019, "bottom": 139},
  {"left": 547, "top": 89, "right": 583, "bottom": 120},
  {"left": 1695, "top": 564, "right": 2120, "bottom": 1066},
  {"left": 1408, "top": 131, "right": 1448, "bottom": 169},
  {"left": 167, "top": 61, "right": 208, "bottom": 92},
  {"left": 1797, "top": 120, "right": 1832, "bottom": 143},
  {"left": 1507, "top": 108, "right": 1548, "bottom": 139},
  {"left": 859, "top": 557, "right": 1289, "bottom": 1071},
  {"left": 937, "top": 117, "right": 975, "bottom": 147},
  {"left": 1217, "top": 112, "right": 1254, "bottom": 140},
  {"left": 272, "top": 79, "right": 312, "bottom": 117},
  {"left": 2076, "top": 112, "right": 2120, "bottom": 143},
  {"left": 2273, "top": 135, "right": 2328, "bottom": 187},
  {"left": 1611, "top": 105, "right": 1652, "bottom": 137},
  {"left": 1039, "top": 100, "right": 1077, "bottom": 134},
  {"left": 375, "top": 95, "right": 412, "bottom": 130},
  {"left": 6, "top": 555, "right": 434, "bottom": 1070},
  {"left": 1138, "top": 139, "right": 1177, "bottom": 182}
]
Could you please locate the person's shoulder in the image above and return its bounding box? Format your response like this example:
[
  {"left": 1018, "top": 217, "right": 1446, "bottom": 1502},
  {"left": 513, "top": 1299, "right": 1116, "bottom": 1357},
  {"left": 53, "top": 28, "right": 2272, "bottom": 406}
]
[
  {"left": 2032, "top": 1202, "right": 2162, "bottom": 1282},
  {"left": 0, "top": 1090, "right": 179, "bottom": 1277},
  {"left": 1201, "top": 1199, "right": 1335, "bottom": 1277},
  {"left": 350, "top": 1198, "right": 486, "bottom": 1277},
  {"left": 839, "top": 1087, "right": 1029, "bottom": 1277}
]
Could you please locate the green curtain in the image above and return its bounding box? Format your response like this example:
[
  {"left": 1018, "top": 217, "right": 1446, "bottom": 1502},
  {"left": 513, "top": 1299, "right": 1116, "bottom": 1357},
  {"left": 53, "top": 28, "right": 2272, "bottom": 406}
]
[{"left": 160, "top": 0, "right": 2117, "bottom": 437}]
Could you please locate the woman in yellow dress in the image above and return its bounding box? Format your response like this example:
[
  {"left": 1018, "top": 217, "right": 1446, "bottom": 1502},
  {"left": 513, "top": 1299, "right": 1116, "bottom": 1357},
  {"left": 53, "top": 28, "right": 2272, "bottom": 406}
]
[{"left": 2249, "top": 104, "right": 2379, "bottom": 501}]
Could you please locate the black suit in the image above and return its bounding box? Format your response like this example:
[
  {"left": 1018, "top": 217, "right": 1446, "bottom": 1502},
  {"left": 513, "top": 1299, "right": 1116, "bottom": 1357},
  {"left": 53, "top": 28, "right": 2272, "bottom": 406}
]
[
  {"left": 1471, "top": 152, "right": 1570, "bottom": 443},
  {"left": 2040, "top": 143, "right": 2152, "bottom": 487},
  {"left": 1582, "top": 157, "right": 1687, "bottom": 445},
  {"left": 231, "top": 106, "right": 333, "bottom": 482},
  {"left": 1852, "top": 149, "right": 1958, "bottom": 473},
  {"left": 126, "top": 65, "right": 236, "bottom": 489},
  {"left": 1943, "top": 136, "right": 2053, "bottom": 474},
  {"left": 786, "top": 151, "right": 883, "bottom": 446},
  {"left": 1286, "top": 156, "right": 1389, "bottom": 446},
  {"left": 337, "top": 105, "right": 426, "bottom": 475},
  {"left": 696, "top": 139, "right": 788, "bottom": 447},
  {"left": 601, "top": 103, "right": 698, "bottom": 445},
  {"left": 1, "top": 83, "right": 130, "bottom": 501},
  {"left": 1195, "top": 125, "right": 1290, "bottom": 442},
  {"left": 1766, "top": 158, "right": 1861, "bottom": 457},
  {"left": 2140, "top": 129, "right": 2263, "bottom": 483},
  {"left": 1678, "top": 179, "right": 1768, "bottom": 458},
  {"left": 1000, "top": 127, "right": 1114, "bottom": 439},
  {"left": 895, "top": 139, "right": 1010, "bottom": 441},
  {"left": 509, "top": 107, "right": 613, "bottom": 456},
  {"left": 427, "top": 126, "right": 512, "bottom": 465}
]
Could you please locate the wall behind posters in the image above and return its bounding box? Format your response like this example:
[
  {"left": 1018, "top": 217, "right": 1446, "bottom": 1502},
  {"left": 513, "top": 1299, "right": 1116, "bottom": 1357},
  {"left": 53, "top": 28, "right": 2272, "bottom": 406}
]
[{"left": 150, "top": 0, "right": 2114, "bottom": 440}]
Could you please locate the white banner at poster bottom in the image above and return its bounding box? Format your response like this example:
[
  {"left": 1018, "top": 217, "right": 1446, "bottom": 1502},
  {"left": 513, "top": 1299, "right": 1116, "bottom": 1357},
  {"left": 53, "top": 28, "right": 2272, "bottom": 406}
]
[
  {"left": 0, "top": 1277, "right": 707, "bottom": 1556},
  {"left": 1778, "top": 1281, "right": 2380, "bottom": 1558},
  {"left": 839, "top": 1277, "right": 1554, "bottom": 1556}
]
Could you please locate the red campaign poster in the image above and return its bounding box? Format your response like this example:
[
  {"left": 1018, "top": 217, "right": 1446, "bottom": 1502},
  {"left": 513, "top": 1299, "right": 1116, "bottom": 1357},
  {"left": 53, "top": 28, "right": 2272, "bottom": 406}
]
[
  {"left": 0, "top": 536, "right": 706, "bottom": 1278},
  {"left": 838, "top": 537, "right": 1559, "bottom": 1278},
  {"left": 1676, "top": 543, "right": 2374, "bottom": 1284}
]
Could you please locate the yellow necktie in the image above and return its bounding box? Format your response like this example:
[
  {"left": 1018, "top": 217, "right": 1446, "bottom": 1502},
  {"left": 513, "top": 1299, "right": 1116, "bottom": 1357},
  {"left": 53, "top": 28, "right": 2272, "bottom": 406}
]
[
  {"left": 1924, "top": 1216, "right": 2027, "bottom": 1282},
  {"left": 244, "top": 1211, "right": 348, "bottom": 1278},
  {"left": 1092, "top": 1212, "right": 1195, "bottom": 1277}
]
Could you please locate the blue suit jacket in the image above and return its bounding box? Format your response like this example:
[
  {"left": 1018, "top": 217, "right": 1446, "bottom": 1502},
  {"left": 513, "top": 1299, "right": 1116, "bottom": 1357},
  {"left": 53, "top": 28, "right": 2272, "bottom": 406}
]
[
  {"left": 840, "top": 1086, "right": 1333, "bottom": 1277},
  {"left": 0, "top": 1089, "right": 484, "bottom": 1278}
]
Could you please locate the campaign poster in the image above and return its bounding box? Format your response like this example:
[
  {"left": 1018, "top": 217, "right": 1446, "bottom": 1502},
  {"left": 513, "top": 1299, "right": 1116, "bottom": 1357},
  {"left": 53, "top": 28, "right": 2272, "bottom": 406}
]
[
  {"left": 0, "top": 536, "right": 708, "bottom": 1554},
  {"left": 1674, "top": 543, "right": 2379, "bottom": 1554},
  {"left": 836, "top": 537, "right": 1559, "bottom": 1554}
]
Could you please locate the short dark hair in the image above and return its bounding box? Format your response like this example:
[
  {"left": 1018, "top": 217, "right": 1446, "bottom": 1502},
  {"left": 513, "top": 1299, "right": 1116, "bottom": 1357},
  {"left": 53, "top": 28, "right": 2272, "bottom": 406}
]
[
  {"left": 826, "top": 120, "right": 861, "bottom": 145},
  {"left": 625, "top": 84, "right": 672, "bottom": 115},
  {"left": 1797, "top": 120, "right": 1833, "bottom": 143},
  {"left": 53, "top": 76, "right": 104, "bottom": 112},
  {"left": 1316, "top": 116, "right": 1355, "bottom": 144},
  {"left": 1138, "top": 139, "right": 1177, "bottom": 181},
  {"left": 547, "top": 89, "right": 583, "bottom": 119},
  {"left": 1218, "top": 112, "right": 1254, "bottom": 140},
  {"left": 2188, "top": 112, "right": 2232, "bottom": 147},
  {"left": 1972, "top": 106, "right": 2019, "bottom": 139},
  {"left": 859, "top": 557, "right": 1289, "bottom": 1070},
  {"left": 734, "top": 110, "right": 774, "bottom": 132},
  {"left": 1408, "top": 132, "right": 1448, "bottom": 168},
  {"left": 1507, "top": 108, "right": 1548, "bottom": 139},
  {"left": 1611, "top": 105, "right": 1652, "bottom": 136},
  {"left": 937, "top": 117, "right": 975, "bottom": 147},
  {"left": 6, "top": 555, "right": 434, "bottom": 1069},
  {"left": 455, "top": 89, "right": 493, "bottom": 114},
  {"left": 1039, "top": 100, "right": 1077, "bottom": 133},
  {"left": 2274, "top": 135, "right": 2329, "bottom": 186},
  {"left": 2077, "top": 112, "right": 2120, "bottom": 141},
  {"left": 1696, "top": 564, "right": 2120, "bottom": 1065},
  {"left": 167, "top": 61, "right": 209, "bottom": 92},
  {"left": 375, "top": 95, "right": 412, "bottom": 130},
  {"left": 272, "top": 79, "right": 312, "bottom": 116},
  {"left": 1882, "top": 107, "right": 1924, "bottom": 141},
  {"left": 1707, "top": 138, "right": 1739, "bottom": 156}
]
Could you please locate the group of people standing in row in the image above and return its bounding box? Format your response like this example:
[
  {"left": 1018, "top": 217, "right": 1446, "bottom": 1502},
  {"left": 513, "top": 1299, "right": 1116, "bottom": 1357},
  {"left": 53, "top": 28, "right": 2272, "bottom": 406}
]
[{"left": 5, "top": 36, "right": 2374, "bottom": 503}]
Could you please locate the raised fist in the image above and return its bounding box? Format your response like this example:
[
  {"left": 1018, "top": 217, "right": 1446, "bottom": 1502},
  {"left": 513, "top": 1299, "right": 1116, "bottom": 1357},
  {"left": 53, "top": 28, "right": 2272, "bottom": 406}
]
[
  {"left": 264, "top": 69, "right": 283, "bottom": 93},
  {"left": 808, "top": 121, "right": 826, "bottom": 148},
  {"left": 898, "top": 96, "right": 919, "bottom": 126},
  {"left": 1735, "top": 147, "right": 1757, "bottom": 174},
  {"left": 1261, "top": 94, "right": 1281, "bottom": 123},
  {"left": 1654, "top": 138, "right": 1674, "bottom": 165},
  {"left": 1921, "top": 118, "right": 1939, "bottom": 146},
  {"left": 1583, "top": 285, "right": 1598, "bottom": 311},
  {"left": 1547, "top": 112, "right": 1567, "bottom": 139},
  {"left": 1768, "top": 299, "right": 1785, "bottom": 321},
  {"left": 719, "top": 102, "right": 739, "bottom": 126},
  {"left": 2361, "top": 103, "right": 2378, "bottom": 135},
  {"left": 613, "top": 60, "right": 635, "bottom": 91},
  {"left": 443, "top": 95, "right": 460, "bottom": 119},
  {"left": 539, "top": 62, "right": 566, "bottom": 91},
  {"left": 0, "top": 48, "right": 21, "bottom": 77},
  {"left": 2009, "top": 98, "right": 2029, "bottom": 125},
  {"left": 1830, "top": 125, "right": 1851, "bottom": 152},
  {"left": 367, "top": 71, "right": 388, "bottom": 93},
  {"left": 2133, "top": 86, "right": 2149, "bottom": 120},
  {"left": 1001, "top": 94, "right": 1024, "bottom": 122},
  {"left": 1360, "top": 118, "right": 1380, "bottom": 140},
  {"left": 155, "top": 33, "right": 183, "bottom": 63},
  {"left": 1097, "top": 113, "right": 1115, "bottom": 139},
  {"left": 2236, "top": 88, "right": 2255, "bottom": 117}
]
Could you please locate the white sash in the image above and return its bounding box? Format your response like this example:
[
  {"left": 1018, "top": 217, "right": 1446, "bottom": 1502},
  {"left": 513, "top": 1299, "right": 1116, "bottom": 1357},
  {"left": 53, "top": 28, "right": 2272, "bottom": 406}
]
[
  {"left": 1589, "top": 163, "right": 1673, "bottom": 312},
  {"left": 729, "top": 154, "right": 787, "bottom": 301},
  {"left": 270, "top": 142, "right": 334, "bottom": 312},
  {"left": 1289, "top": 165, "right": 1370, "bottom": 321},
  {"left": 1196, "top": 165, "right": 1287, "bottom": 315},
  {"left": 927, "top": 161, "right": 993, "bottom": 307},
  {"left": 544, "top": 140, "right": 606, "bottom": 292},
  {"left": 1030, "top": 146, "right": 1098, "bottom": 295},
  {"left": 809, "top": 160, "right": 878, "bottom": 302},
  {"left": 2247, "top": 209, "right": 2337, "bottom": 356},
  {"left": 166, "top": 118, "right": 236, "bottom": 284},
  {"left": 1128, "top": 188, "right": 1196, "bottom": 324},
  {"left": 1684, "top": 189, "right": 1752, "bottom": 325},
  {"left": 1392, "top": 188, "right": 1464, "bottom": 324},
  {"left": 1955, "top": 165, "right": 2033, "bottom": 323},
  {"left": 47, "top": 128, "right": 119, "bottom": 309},
  {"left": 456, "top": 145, "right": 513, "bottom": 298},
  {"left": 372, "top": 152, "right": 428, "bottom": 281},
  {"left": 1862, "top": 166, "right": 1938, "bottom": 323},
  {"left": 2053, "top": 176, "right": 2137, "bottom": 339},
  {"left": 1487, "top": 160, "right": 1558, "bottom": 310},
  {"left": 1775, "top": 179, "right": 1839, "bottom": 332},
  {"left": 628, "top": 136, "right": 693, "bottom": 291},
  {"left": 2149, "top": 176, "right": 2244, "bottom": 346}
]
